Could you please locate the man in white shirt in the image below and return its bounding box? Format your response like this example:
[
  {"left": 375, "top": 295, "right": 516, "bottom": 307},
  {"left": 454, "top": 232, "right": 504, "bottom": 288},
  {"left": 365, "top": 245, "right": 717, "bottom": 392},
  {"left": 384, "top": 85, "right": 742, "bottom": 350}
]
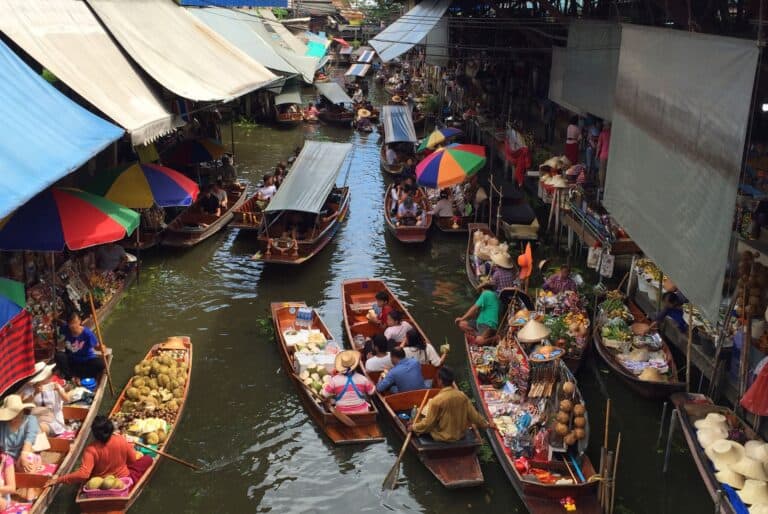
[
  {"left": 431, "top": 190, "right": 455, "bottom": 218},
  {"left": 385, "top": 145, "right": 398, "bottom": 166},
  {"left": 256, "top": 175, "right": 277, "bottom": 201},
  {"left": 365, "top": 336, "right": 392, "bottom": 372}
]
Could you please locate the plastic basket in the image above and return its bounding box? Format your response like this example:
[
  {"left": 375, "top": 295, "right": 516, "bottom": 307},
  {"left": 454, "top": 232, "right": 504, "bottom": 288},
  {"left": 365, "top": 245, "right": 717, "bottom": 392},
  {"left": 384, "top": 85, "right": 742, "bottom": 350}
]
[{"left": 82, "top": 477, "right": 133, "bottom": 498}]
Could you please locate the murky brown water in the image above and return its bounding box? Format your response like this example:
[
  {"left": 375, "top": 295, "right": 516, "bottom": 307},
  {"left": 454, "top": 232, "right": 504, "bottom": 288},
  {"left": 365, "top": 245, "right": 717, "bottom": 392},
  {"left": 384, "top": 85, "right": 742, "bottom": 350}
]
[{"left": 51, "top": 80, "right": 712, "bottom": 514}]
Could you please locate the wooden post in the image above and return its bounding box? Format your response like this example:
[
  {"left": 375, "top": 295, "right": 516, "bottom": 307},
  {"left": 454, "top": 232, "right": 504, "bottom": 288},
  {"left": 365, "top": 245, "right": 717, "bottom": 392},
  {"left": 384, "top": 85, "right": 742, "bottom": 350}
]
[
  {"left": 610, "top": 433, "right": 622, "bottom": 514},
  {"left": 738, "top": 307, "right": 753, "bottom": 414},
  {"left": 686, "top": 302, "right": 694, "bottom": 392},
  {"left": 87, "top": 293, "right": 115, "bottom": 396},
  {"left": 602, "top": 450, "right": 614, "bottom": 513}
]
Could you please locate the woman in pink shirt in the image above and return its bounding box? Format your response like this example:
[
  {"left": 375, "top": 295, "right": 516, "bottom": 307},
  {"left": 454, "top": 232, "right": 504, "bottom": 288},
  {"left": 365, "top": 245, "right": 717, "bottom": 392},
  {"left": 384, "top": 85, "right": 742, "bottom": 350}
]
[
  {"left": 322, "top": 351, "right": 375, "bottom": 414},
  {"left": 596, "top": 122, "right": 611, "bottom": 189},
  {"left": 565, "top": 116, "right": 581, "bottom": 165}
]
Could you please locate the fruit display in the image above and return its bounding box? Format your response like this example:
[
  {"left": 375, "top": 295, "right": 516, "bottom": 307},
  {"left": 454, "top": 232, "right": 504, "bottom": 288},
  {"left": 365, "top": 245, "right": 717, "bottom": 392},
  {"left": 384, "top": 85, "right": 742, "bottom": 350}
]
[
  {"left": 636, "top": 258, "right": 662, "bottom": 282},
  {"left": 549, "top": 382, "right": 586, "bottom": 449},
  {"left": 598, "top": 291, "right": 633, "bottom": 323},
  {"left": 299, "top": 364, "right": 332, "bottom": 395},
  {"left": 734, "top": 251, "right": 767, "bottom": 319},
  {"left": 536, "top": 290, "right": 586, "bottom": 317}
]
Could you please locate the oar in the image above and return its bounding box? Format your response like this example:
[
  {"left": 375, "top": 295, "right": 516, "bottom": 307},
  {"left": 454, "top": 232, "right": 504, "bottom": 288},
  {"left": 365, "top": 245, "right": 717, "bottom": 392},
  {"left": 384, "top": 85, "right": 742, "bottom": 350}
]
[
  {"left": 301, "top": 380, "right": 357, "bottom": 428},
  {"left": 87, "top": 292, "right": 115, "bottom": 396},
  {"left": 382, "top": 389, "right": 431, "bottom": 491},
  {"left": 133, "top": 441, "right": 201, "bottom": 471}
]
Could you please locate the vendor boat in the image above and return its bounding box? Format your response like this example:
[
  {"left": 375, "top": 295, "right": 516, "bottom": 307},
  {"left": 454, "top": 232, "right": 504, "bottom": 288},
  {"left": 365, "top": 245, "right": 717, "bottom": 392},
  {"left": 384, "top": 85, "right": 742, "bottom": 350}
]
[
  {"left": 379, "top": 144, "right": 404, "bottom": 175},
  {"left": 318, "top": 109, "right": 354, "bottom": 127},
  {"left": 13, "top": 355, "right": 112, "bottom": 514},
  {"left": 379, "top": 105, "right": 418, "bottom": 176},
  {"left": 435, "top": 215, "right": 472, "bottom": 234},
  {"left": 463, "top": 307, "right": 601, "bottom": 512},
  {"left": 670, "top": 392, "right": 762, "bottom": 514},
  {"left": 161, "top": 186, "right": 246, "bottom": 248},
  {"left": 275, "top": 107, "right": 304, "bottom": 128},
  {"left": 315, "top": 82, "right": 355, "bottom": 127},
  {"left": 271, "top": 301, "right": 384, "bottom": 444},
  {"left": 341, "top": 278, "right": 485, "bottom": 488},
  {"left": 593, "top": 293, "right": 685, "bottom": 400},
  {"left": 254, "top": 142, "right": 352, "bottom": 265},
  {"left": 229, "top": 194, "right": 264, "bottom": 232},
  {"left": 384, "top": 184, "right": 432, "bottom": 243},
  {"left": 76, "top": 337, "right": 192, "bottom": 513}
]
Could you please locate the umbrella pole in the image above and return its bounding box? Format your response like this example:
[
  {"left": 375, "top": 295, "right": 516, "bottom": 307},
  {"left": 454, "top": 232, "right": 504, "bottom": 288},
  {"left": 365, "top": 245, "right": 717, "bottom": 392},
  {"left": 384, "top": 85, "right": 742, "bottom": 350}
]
[
  {"left": 230, "top": 117, "right": 235, "bottom": 159},
  {"left": 50, "top": 252, "right": 56, "bottom": 360},
  {"left": 136, "top": 228, "right": 141, "bottom": 286},
  {"left": 88, "top": 292, "right": 115, "bottom": 397}
]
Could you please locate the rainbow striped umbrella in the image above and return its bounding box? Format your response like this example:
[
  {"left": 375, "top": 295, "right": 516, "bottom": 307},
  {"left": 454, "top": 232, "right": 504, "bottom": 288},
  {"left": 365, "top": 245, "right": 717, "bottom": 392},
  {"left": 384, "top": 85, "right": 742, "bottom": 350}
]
[
  {"left": 0, "top": 188, "right": 139, "bottom": 251},
  {"left": 416, "top": 144, "right": 487, "bottom": 189},
  {"left": 85, "top": 163, "right": 199, "bottom": 209},
  {"left": 0, "top": 278, "right": 25, "bottom": 329}
]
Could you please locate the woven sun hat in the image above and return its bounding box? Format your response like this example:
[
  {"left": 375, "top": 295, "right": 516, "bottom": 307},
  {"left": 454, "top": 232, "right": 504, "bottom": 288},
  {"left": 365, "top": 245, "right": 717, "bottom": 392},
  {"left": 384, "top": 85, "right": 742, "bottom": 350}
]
[
  {"left": 732, "top": 457, "right": 768, "bottom": 481},
  {"left": 334, "top": 350, "right": 360, "bottom": 374},
  {"left": 745, "top": 441, "right": 768, "bottom": 463},
  {"left": 750, "top": 503, "right": 768, "bottom": 513},
  {"left": 517, "top": 319, "right": 551, "bottom": 343},
  {"left": 716, "top": 467, "right": 746, "bottom": 489},
  {"left": 391, "top": 95, "right": 402, "bottom": 103},
  {"left": 550, "top": 175, "right": 568, "bottom": 188},
  {"left": 697, "top": 427, "right": 729, "bottom": 448},
  {"left": 0, "top": 395, "right": 35, "bottom": 421},
  {"left": 705, "top": 439, "right": 746, "bottom": 470},
  {"left": 695, "top": 412, "right": 729, "bottom": 432},
  {"left": 638, "top": 367, "right": 667, "bottom": 383},
  {"left": 357, "top": 108, "right": 371, "bottom": 118},
  {"left": 491, "top": 251, "right": 515, "bottom": 269},
  {"left": 740, "top": 480, "right": 768, "bottom": 505},
  {"left": 27, "top": 361, "right": 56, "bottom": 384}
]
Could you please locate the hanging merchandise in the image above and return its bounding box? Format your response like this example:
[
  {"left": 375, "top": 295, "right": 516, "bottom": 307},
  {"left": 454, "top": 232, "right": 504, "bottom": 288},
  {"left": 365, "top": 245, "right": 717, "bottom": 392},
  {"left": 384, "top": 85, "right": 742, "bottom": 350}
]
[
  {"left": 600, "top": 252, "right": 615, "bottom": 278},
  {"left": 587, "top": 246, "right": 602, "bottom": 269}
]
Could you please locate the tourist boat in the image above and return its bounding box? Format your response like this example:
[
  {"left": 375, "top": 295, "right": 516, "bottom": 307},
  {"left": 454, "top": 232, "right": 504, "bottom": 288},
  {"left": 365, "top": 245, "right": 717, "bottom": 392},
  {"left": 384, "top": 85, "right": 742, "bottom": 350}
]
[
  {"left": 593, "top": 298, "right": 685, "bottom": 400},
  {"left": 318, "top": 109, "right": 354, "bottom": 126},
  {"left": 463, "top": 308, "right": 601, "bottom": 512},
  {"left": 341, "top": 278, "right": 485, "bottom": 488},
  {"left": 255, "top": 142, "right": 352, "bottom": 265},
  {"left": 161, "top": 186, "right": 246, "bottom": 248},
  {"left": 13, "top": 355, "right": 112, "bottom": 513},
  {"left": 383, "top": 185, "right": 433, "bottom": 243},
  {"left": 230, "top": 194, "right": 264, "bottom": 232},
  {"left": 670, "top": 392, "right": 759, "bottom": 514},
  {"left": 271, "top": 301, "right": 384, "bottom": 444},
  {"left": 76, "top": 337, "right": 192, "bottom": 513},
  {"left": 380, "top": 105, "right": 417, "bottom": 176},
  {"left": 315, "top": 82, "right": 355, "bottom": 127}
]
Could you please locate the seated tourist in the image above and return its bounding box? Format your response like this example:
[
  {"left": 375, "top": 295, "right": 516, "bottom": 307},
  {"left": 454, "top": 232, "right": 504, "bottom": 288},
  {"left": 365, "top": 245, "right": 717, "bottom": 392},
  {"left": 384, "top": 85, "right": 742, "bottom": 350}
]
[
  {"left": 212, "top": 180, "right": 228, "bottom": 210},
  {"left": 365, "top": 335, "right": 393, "bottom": 372},
  {"left": 397, "top": 196, "right": 423, "bottom": 226},
  {"left": 47, "top": 415, "right": 152, "bottom": 489},
  {"left": 256, "top": 175, "right": 277, "bottom": 202},
  {"left": 0, "top": 449, "right": 15, "bottom": 511},
  {"left": 455, "top": 282, "right": 500, "bottom": 345},
  {"left": 321, "top": 351, "right": 375, "bottom": 414},
  {"left": 542, "top": 265, "right": 578, "bottom": 294},
  {"left": 410, "top": 367, "right": 493, "bottom": 442},
  {"left": 0, "top": 395, "right": 40, "bottom": 472},
  {"left": 402, "top": 329, "right": 445, "bottom": 367},
  {"left": 367, "top": 291, "right": 392, "bottom": 328},
  {"left": 20, "top": 362, "right": 70, "bottom": 437},
  {"left": 431, "top": 190, "right": 455, "bottom": 218},
  {"left": 220, "top": 155, "right": 238, "bottom": 185},
  {"left": 376, "top": 348, "right": 425, "bottom": 394},
  {"left": 384, "top": 310, "right": 413, "bottom": 345},
  {"left": 385, "top": 145, "right": 398, "bottom": 166},
  {"left": 55, "top": 313, "right": 105, "bottom": 381},
  {"left": 196, "top": 185, "right": 220, "bottom": 217},
  {"left": 285, "top": 211, "right": 311, "bottom": 240}
]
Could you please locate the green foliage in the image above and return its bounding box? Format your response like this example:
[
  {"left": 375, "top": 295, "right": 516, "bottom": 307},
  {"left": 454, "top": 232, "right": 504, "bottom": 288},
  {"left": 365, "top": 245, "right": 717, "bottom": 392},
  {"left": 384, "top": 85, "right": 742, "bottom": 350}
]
[
  {"left": 272, "top": 8, "right": 289, "bottom": 19},
  {"left": 351, "top": 40, "right": 361, "bottom": 50},
  {"left": 423, "top": 95, "right": 441, "bottom": 114},
  {"left": 478, "top": 441, "right": 496, "bottom": 463}
]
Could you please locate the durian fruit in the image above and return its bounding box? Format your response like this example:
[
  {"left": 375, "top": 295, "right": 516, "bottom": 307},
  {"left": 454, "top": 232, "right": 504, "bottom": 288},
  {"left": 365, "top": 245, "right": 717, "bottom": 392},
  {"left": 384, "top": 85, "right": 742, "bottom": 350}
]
[
  {"left": 139, "top": 386, "right": 151, "bottom": 397},
  {"left": 121, "top": 400, "right": 135, "bottom": 413},
  {"left": 133, "top": 377, "right": 147, "bottom": 389},
  {"left": 165, "top": 399, "right": 179, "bottom": 412},
  {"left": 172, "top": 387, "right": 184, "bottom": 398},
  {"left": 134, "top": 364, "right": 143, "bottom": 375},
  {"left": 158, "top": 374, "right": 171, "bottom": 388},
  {"left": 126, "top": 387, "right": 141, "bottom": 401}
]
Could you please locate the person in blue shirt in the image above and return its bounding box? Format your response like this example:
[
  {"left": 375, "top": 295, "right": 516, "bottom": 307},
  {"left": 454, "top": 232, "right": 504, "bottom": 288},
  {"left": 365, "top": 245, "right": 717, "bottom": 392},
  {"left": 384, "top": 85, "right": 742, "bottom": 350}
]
[
  {"left": 54, "top": 312, "right": 105, "bottom": 381},
  {"left": 651, "top": 291, "right": 688, "bottom": 333},
  {"left": 376, "top": 348, "right": 425, "bottom": 394}
]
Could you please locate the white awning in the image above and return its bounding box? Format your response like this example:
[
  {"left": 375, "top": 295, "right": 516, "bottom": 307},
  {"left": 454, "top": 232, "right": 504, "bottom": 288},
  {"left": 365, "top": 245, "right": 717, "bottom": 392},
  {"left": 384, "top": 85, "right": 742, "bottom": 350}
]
[
  {"left": 345, "top": 63, "right": 370, "bottom": 77},
  {"left": 0, "top": 0, "right": 178, "bottom": 147},
  {"left": 190, "top": 8, "right": 298, "bottom": 77},
  {"left": 357, "top": 50, "right": 375, "bottom": 63},
  {"left": 370, "top": 0, "right": 451, "bottom": 62},
  {"left": 315, "top": 81, "right": 352, "bottom": 104},
  {"left": 274, "top": 86, "right": 302, "bottom": 105},
  {"left": 87, "top": 0, "right": 277, "bottom": 102}
]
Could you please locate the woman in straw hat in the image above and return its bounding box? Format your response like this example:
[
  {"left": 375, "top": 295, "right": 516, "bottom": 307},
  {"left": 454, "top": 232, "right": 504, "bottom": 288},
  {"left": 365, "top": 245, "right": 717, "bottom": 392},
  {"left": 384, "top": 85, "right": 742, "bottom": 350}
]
[
  {"left": 489, "top": 251, "right": 519, "bottom": 294},
  {"left": 321, "top": 351, "right": 375, "bottom": 414},
  {"left": 19, "top": 362, "right": 71, "bottom": 436},
  {"left": 0, "top": 395, "right": 40, "bottom": 472}
]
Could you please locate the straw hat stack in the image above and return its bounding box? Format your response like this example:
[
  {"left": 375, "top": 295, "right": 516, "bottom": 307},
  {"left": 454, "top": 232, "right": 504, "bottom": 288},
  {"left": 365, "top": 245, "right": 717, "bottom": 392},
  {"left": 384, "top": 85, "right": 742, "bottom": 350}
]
[{"left": 517, "top": 319, "right": 551, "bottom": 343}]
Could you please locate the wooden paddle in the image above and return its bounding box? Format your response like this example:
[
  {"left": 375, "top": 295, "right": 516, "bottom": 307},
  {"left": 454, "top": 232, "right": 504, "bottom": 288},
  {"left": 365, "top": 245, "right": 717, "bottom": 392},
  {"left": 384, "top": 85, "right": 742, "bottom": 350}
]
[
  {"left": 87, "top": 292, "right": 115, "bottom": 397},
  {"left": 133, "top": 440, "right": 201, "bottom": 471},
  {"left": 302, "top": 380, "right": 357, "bottom": 428},
  {"left": 382, "top": 389, "right": 431, "bottom": 491}
]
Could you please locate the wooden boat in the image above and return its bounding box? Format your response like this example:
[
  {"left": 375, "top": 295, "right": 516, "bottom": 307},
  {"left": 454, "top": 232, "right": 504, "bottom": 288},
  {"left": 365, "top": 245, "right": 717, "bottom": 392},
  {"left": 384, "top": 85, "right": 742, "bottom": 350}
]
[
  {"left": 275, "top": 108, "right": 304, "bottom": 128},
  {"left": 256, "top": 186, "right": 349, "bottom": 265},
  {"left": 13, "top": 355, "right": 112, "bottom": 513},
  {"left": 593, "top": 302, "right": 685, "bottom": 400},
  {"left": 379, "top": 143, "right": 404, "bottom": 175},
  {"left": 463, "top": 307, "right": 601, "bottom": 513},
  {"left": 270, "top": 301, "right": 384, "bottom": 444},
  {"left": 383, "top": 185, "right": 432, "bottom": 243},
  {"left": 230, "top": 194, "right": 264, "bottom": 232},
  {"left": 76, "top": 337, "right": 192, "bottom": 513},
  {"left": 162, "top": 186, "right": 246, "bottom": 248},
  {"left": 119, "top": 229, "right": 162, "bottom": 251},
  {"left": 670, "top": 392, "right": 758, "bottom": 514},
  {"left": 435, "top": 215, "right": 472, "bottom": 234},
  {"left": 318, "top": 109, "right": 354, "bottom": 127},
  {"left": 341, "top": 279, "right": 485, "bottom": 488}
]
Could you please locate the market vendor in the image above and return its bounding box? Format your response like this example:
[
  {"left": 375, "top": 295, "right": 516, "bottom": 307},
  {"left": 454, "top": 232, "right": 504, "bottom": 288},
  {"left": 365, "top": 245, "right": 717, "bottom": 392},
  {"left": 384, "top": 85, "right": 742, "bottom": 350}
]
[
  {"left": 96, "top": 244, "right": 133, "bottom": 274},
  {"left": 455, "top": 282, "right": 500, "bottom": 345},
  {"left": 321, "top": 351, "right": 375, "bottom": 414},
  {"left": 431, "top": 190, "right": 455, "bottom": 218},
  {"left": 489, "top": 252, "right": 519, "bottom": 294},
  {"left": 55, "top": 312, "right": 105, "bottom": 381},
  {"left": 376, "top": 348, "right": 425, "bottom": 394},
  {"left": 650, "top": 291, "right": 688, "bottom": 333},
  {"left": 542, "top": 265, "right": 578, "bottom": 294},
  {"left": 410, "top": 367, "right": 493, "bottom": 442}
]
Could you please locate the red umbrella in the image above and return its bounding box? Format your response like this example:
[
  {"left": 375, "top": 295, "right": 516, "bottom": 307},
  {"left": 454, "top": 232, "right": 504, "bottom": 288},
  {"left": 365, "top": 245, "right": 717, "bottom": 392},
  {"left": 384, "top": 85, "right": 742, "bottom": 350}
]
[{"left": 333, "top": 37, "right": 350, "bottom": 47}]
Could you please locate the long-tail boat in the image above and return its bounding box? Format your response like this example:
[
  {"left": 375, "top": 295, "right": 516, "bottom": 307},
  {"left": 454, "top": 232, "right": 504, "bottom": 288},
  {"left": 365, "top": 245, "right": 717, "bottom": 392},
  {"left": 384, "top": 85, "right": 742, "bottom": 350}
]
[
  {"left": 341, "top": 278, "right": 485, "bottom": 488},
  {"left": 162, "top": 187, "right": 246, "bottom": 248},
  {"left": 379, "top": 105, "right": 417, "bottom": 176},
  {"left": 271, "top": 301, "right": 384, "bottom": 444},
  {"left": 76, "top": 337, "right": 192, "bottom": 513},
  {"left": 384, "top": 185, "right": 432, "bottom": 243},
  {"left": 230, "top": 195, "right": 264, "bottom": 232}
]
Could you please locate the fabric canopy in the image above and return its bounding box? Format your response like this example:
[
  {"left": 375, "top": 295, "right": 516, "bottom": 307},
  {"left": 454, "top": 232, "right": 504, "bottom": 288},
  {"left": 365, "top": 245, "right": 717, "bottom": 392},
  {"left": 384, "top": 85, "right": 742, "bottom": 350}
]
[
  {"left": 604, "top": 25, "right": 759, "bottom": 322},
  {"left": 382, "top": 105, "right": 417, "bottom": 144},
  {"left": 548, "top": 47, "right": 583, "bottom": 114},
  {"left": 345, "top": 63, "right": 370, "bottom": 77},
  {"left": 0, "top": 0, "right": 177, "bottom": 147},
  {"left": 265, "top": 141, "right": 352, "bottom": 214},
  {"left": 357, "top": 50, "right": 375, "bottom": 63},
  {"left": 87, "top": 0, "right": 277, "bottom": 102},
  {"left": 315, "top": 81, "right": 352, "bottom": 104},
  {"left": 274, "top": 85, "right": 302, "bottom": 105},
  {"left": 0, "top": 39, "right": 123, "bottom": 220},
  {"left": 370, "top": 0, "right": 451, "bottom": 62},
  {"left": 190, "top": 7, "right": 299, "bottom": 76}
]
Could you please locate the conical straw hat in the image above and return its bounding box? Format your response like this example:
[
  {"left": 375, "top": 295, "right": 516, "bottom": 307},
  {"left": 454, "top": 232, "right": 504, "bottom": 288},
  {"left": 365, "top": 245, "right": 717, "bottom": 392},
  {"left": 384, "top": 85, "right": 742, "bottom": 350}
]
[
  {"left": 739, "top": 480, "right": 768, "bottom": 505},
  {"left": 697, "top": 427, "right": 728, "bottom": 448},
  {"left": 517, "top": 319, "right": 550, "bottom": 343},
  {"left": 705, "top": 439, "right": 746, "bottom": 471},
  {"left": 715, "top": 467, "right": 745, "bottom": 489},
  {"left": 745, "top": 441, "right": 768, "bottom": 463},
  {"left": 695, "top": 412, "right": 729, "bottom": 433},
  {"left": 731, "top": 457, "right": 768, "bottom": 481},
  {"left": 750, "top": 503, "right": 768, "bottom": 514}
]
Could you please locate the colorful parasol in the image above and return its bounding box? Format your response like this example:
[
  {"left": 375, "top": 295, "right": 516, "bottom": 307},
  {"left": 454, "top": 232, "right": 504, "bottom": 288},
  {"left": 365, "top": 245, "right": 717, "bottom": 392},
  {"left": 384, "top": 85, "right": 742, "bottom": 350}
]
[
  {"left": 163, "top": 138, "right": 226, "bottom": 167},
  {"left": 0, "top": 188, "right": 139, "bottom": 251},
  {"left": 333, "top": 37, "right": 350, "bottom": 47},
  {"left": 417, "top": 127, "right": 463, "bottom": 151},
  {"left": 416, "top": 144, "right": 487, "bottom": 189},
  {"left": 85, "top": 163, "right": 199, "bottom": 209},
  {"left": 0, "top": 278, "right": 25, "bottom": 329}
]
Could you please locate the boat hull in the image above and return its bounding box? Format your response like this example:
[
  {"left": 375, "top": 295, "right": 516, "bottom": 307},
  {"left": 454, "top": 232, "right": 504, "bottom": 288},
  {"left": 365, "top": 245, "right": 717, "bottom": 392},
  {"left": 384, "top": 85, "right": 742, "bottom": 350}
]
[
  {"left": 162, "top": 188, "right": 246, "bottom": 248},
  {"left": 384, "top": 185, "right": 432, "bottom": 243}
]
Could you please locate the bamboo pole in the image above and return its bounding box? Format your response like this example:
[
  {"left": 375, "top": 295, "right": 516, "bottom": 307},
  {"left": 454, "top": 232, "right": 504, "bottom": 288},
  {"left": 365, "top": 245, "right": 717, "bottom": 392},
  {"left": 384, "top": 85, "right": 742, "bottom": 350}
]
[
  {"left": 738, "top": 307, "right": 753, "bottom": 416},
  {"left": 686, "top": 302, "right": 694, "bottom": 392},
  {"left": 87, "top": 293, "right": 115, "bottom": 397},
  {"left": 602, "top": 450, "right": 614, "bottom": 513},
  {"left": 610, "top": 433, "right": 622, "bottom": 514}
]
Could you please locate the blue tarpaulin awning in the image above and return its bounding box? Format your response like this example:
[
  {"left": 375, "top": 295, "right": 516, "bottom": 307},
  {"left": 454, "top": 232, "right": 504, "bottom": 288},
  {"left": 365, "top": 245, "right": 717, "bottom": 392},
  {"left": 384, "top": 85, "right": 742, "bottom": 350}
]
[
  {"left": 345, "top": 63, "right": 370, "bottom": 77},
  {"left": 0, "top": 39, "right": 123, "bottom": 219},
  {"left": 357, "top": 50, "right": 375, "bottom": 63}
]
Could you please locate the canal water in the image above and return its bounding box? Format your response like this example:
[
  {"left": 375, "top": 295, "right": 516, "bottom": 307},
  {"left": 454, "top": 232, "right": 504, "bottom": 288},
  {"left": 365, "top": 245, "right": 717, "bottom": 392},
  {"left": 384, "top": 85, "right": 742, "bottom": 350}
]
[{"left": 52, "top": 81, "right": 711, "bottom": 513}]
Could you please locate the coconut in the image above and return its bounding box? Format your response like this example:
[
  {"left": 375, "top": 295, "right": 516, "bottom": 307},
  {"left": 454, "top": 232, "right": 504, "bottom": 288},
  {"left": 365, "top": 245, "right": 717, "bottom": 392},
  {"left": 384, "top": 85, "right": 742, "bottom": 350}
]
[
  {"left": 556, "top": 411, "right": 570, "bottom": 424},
  {"left": 555, "top": 422, "right": 569, "bottom": 436},
  {"left": 574, "top": 428, "right": 586, "bottom": 440},
  {"left": 562, "top": 382, "right": 575, "bottom": 395},
  {"left": 573, "top": 416, "right": 586, "bottom": 428},
  {"left": 299, "top": 370, "right": 310, "bottom": 381},
  {"left": 573, "top": 404, "right": 586, "bottom": 416},
  {"left": 560, "top": 400, "right": 573, "bottom": 413}
]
